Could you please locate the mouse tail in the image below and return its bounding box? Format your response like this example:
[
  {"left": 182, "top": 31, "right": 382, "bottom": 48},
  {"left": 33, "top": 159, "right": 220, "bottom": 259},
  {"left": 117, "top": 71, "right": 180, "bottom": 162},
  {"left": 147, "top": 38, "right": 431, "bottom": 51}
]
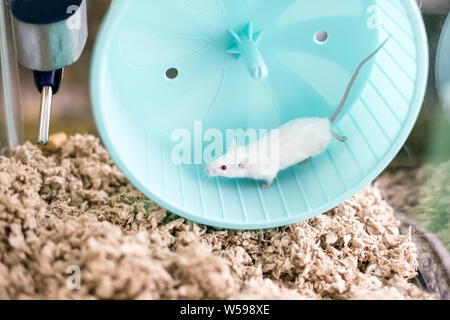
[{"left": 329, "top": 36, "right": 390, "bottom": 123}]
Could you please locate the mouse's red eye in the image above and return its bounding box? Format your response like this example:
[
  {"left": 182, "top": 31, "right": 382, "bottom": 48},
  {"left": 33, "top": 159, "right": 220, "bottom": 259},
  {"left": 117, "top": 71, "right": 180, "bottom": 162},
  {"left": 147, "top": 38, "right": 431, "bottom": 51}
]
[{"left": 221, "top": 165, "right": 227, "bottom": 171}]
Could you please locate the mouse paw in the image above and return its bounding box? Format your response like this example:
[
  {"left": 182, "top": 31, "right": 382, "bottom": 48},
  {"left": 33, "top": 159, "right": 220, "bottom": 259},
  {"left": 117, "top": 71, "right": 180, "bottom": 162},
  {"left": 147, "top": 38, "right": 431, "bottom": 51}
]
[
  {"left": 298, "top": 158, "right": 310, "bottom": 165},
  {"left": 261, "top": 181, "right": 273, "bottom": 189},
  {"left": 332, "top": 130, "right": 347, "bottom": 143}
]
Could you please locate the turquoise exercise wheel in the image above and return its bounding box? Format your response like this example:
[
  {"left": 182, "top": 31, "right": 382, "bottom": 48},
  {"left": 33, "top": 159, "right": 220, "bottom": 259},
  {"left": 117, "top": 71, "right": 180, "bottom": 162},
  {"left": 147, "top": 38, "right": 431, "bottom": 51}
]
[{"left": 91, "top": 0, "right": 428, "bottom": 229}]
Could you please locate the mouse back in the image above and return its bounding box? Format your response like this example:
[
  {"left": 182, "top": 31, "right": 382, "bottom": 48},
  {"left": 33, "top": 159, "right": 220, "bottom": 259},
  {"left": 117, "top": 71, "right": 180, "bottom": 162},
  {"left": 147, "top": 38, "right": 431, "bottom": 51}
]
[{"left": 277, "top": 118, "right": 332, "bottom": 169}]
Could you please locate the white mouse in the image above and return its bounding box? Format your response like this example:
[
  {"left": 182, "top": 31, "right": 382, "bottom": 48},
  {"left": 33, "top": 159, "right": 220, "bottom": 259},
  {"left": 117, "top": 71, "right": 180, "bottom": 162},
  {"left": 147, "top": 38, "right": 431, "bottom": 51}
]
[{"left": 206, "top": 38, "right": 389, "bottom": 188}]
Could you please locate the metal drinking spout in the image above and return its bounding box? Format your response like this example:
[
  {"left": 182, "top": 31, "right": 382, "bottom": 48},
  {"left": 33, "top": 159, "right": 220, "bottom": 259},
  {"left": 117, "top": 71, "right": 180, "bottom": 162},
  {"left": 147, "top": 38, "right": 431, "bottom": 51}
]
[
  {"left": 37, "top": 85, "right": 52, "bottom": 146},
  {"left": 33, "top": 70, "right": 62, "bottom": 146},
  {"left": 227, "top": 22, "right": 269, "bottom": 80}
]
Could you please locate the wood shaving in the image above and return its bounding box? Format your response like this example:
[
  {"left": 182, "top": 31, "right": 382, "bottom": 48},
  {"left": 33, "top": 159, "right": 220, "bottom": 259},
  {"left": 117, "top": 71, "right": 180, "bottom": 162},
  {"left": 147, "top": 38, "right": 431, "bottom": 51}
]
[
  {"left": 40, "top": 132, "right": 69, "bottom": 153},
  {"left": 0, "top": 134, "right": 432, "bottom": 299}
]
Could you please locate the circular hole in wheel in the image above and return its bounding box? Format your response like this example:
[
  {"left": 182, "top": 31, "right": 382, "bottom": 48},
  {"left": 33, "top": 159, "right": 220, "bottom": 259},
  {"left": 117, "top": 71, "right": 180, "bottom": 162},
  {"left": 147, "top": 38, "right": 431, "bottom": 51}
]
[
  {"left": 315, "top": 31, "right": 328, "bottom": 44},
  {"left": 166, "top": 68, "right": 179, "bottom": 80}
]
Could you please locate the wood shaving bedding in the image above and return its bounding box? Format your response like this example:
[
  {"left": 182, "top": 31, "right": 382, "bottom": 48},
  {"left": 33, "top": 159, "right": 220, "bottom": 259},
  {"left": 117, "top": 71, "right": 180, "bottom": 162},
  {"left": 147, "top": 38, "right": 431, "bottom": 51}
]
[{"left": 0, "top": 134, "right": 432, "bottom": 299}]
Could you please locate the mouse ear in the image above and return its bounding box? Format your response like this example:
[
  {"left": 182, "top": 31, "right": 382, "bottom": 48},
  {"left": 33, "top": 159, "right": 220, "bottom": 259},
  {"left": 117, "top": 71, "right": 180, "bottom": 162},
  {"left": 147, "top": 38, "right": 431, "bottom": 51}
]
[{"left": 239, "top": 160, "right": 247, "bottom": 169}]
